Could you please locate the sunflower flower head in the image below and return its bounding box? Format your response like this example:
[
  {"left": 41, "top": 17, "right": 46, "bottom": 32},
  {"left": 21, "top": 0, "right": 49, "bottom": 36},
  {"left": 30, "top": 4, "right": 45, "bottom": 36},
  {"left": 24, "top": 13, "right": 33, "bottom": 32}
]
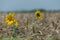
[
  {"left": 5, "top": 12, "right": 17, "bottom": 26},
  {"left": 35, "top": 10, "right": 43, "bottom": 19}
]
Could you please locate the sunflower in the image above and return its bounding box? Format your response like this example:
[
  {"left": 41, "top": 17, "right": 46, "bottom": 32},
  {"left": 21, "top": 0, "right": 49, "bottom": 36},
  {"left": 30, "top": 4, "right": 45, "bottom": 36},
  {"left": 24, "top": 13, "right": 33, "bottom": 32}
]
[
  {"left": 35, "top": 10, "right": 43, "bottom": 19},
  {"left": 5, "top": 13, "right": 14, "bottom": 25},
  {"left": 5, "top": 12, "right": 18, "bottom": 26}
]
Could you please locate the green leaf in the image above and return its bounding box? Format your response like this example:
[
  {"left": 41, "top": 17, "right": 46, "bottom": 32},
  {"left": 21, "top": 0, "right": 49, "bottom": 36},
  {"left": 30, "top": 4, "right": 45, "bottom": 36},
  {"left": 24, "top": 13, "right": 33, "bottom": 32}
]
[{"left": 3, "top": 38, "right": 9, "bottom": 40}]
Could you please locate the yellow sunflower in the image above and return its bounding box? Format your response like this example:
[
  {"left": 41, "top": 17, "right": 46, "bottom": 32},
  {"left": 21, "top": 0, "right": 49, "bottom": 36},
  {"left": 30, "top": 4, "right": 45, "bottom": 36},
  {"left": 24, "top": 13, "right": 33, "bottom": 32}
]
[
  {"left": 5, "top": 13, "right": 15, "bottom": 25},
  {"left": 35, "top": 10, "right": 43, "bottom": 19}
]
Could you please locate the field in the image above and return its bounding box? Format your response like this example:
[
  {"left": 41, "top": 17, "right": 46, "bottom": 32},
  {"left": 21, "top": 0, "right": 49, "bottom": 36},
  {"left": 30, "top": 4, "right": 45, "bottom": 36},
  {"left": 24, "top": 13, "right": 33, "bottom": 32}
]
[{"left": 0, "top": 12, "right": 60, "bottom": 40}]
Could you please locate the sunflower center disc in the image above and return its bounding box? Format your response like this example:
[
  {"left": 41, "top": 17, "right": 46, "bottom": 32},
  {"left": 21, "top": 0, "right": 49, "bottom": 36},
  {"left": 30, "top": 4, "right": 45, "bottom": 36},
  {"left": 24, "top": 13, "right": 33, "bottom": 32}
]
[{"left": 37, "top": 13, "right": 40, "bottom": 16}]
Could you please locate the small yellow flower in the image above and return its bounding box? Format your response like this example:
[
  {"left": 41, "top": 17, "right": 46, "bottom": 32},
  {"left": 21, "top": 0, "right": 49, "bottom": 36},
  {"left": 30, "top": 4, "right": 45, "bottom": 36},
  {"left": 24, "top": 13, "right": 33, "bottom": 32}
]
[
  {"left": 35, "top": 10, "right": 43, "bottom": 19},
  {"left": 5, "top": 12, "right": 18, "bottom": 26},
  {"left": 13, "top": 20, "right": 18, "bottom": 26},
  {"left": 5, "top": 12, "right": 15, "bottom": 25}
]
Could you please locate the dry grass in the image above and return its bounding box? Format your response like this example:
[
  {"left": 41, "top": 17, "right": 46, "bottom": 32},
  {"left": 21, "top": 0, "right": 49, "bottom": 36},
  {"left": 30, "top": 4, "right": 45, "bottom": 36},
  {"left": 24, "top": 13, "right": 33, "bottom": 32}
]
[{"left": 0, "top": 12, "right": 60, "bottom": 40}]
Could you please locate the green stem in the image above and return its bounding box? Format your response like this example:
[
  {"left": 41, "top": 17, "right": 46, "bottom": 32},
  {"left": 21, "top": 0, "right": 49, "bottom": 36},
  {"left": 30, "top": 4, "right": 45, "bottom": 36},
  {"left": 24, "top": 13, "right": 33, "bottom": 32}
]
[
  {"left": 26, "top": 17, "right": 29, "bottom": 37},
  {"left": 26, "top": 17, "right": 28, "bottom": 31}
]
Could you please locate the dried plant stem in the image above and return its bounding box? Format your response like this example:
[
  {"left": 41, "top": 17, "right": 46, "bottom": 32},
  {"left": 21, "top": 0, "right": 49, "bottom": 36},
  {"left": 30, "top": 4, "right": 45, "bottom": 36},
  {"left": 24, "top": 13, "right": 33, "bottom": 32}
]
[
  {"left": 29, "top": 19, "right": 38, "bottom": 27},
  {"left": 26, "top": 17, "right": 28, "bottom": 32},
  {"left": 26, "top": 17, "right": 29, "bottom": 38}
]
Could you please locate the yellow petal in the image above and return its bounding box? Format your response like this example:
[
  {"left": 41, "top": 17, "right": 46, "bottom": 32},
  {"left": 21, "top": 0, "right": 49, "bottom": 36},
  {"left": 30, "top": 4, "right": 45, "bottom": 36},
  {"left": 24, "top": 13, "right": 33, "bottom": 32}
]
[
  {"left": 14, "top": 20, "right": 18, "bottom": 26},
  {"left": 7, "top": 21, "right": 13, "bottom": 25},
  {"left": 9, "top": 12, "right": 15, "bottom": 17}
]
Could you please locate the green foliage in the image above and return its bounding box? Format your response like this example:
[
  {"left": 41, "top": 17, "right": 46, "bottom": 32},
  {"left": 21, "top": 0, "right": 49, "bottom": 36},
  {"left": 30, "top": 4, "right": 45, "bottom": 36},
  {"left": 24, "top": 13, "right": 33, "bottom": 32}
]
[
  {"left": 45, "top": 35, "right": 54, "bottom": 40},
  {"left": 29, "top": 9, "right": 46, "bottom": 12},
  {"left": 3, "top": 38, "right": 9, "bottom": 40},
  {"left": 13, "top": 8, "right": 46, "bottom": 13},
  {"left": 0, "top": 35, "right": 3, "bottom": 40},
  {"left": 2, "top": 37, "right": 24, "bottom": 40},
  {"left": 39, "top": 9, "right": 46, "bottom": 12}
]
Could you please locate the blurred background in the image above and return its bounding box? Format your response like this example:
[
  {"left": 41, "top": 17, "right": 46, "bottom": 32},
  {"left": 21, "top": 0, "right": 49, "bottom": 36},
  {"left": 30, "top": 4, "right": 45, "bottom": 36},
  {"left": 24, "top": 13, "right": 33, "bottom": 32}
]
[{"left": 0, "top": 0, "right": 60, "bottom": 12}]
